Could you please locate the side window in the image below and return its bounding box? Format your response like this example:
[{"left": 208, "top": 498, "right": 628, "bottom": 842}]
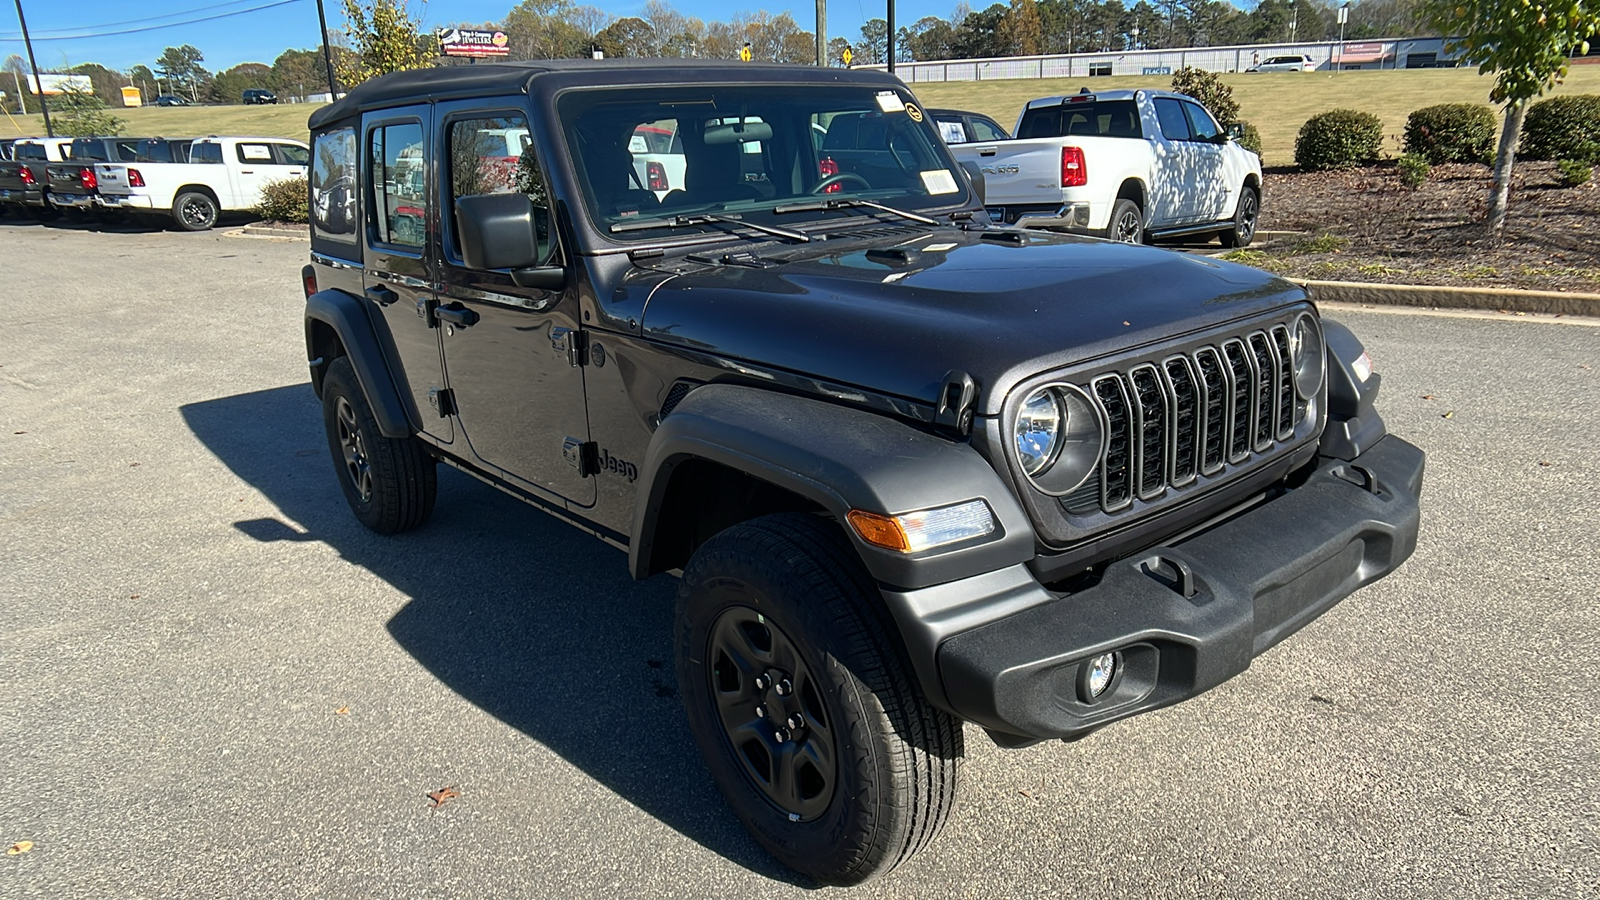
[
  {"left": 447, "top": 115, "right": 549, "bottom": 262},
  {"left": 272, "top": 144, "right": 310, "bottom": 166},
  {"left": 1183, "top": 103, "right": 1221, "bottom": 142},
  {"left": 1154, "top": 99, "right": 1191, "bottom": 142},
  {"left": 237, "top": 143, "right": 275, "bottom": 164},
  {"left": 970, "top": 117, "right": 1008, "bottom": 142},
  {"left": 370, "top": 121, "right": 427, "bottom": 249},
  {"left": 192, "top": 143, "right": 223, "bottom": 164},
  {"left": 935, "top": 118, "right": 967, "bottom": 143},
  {"left": 311, "top": 127, "right": 358, "bottom": 241}
]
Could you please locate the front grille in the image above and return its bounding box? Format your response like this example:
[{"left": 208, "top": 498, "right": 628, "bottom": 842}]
[{"left": 1068, "top": 326, "right": 1301, "bottom": 516}]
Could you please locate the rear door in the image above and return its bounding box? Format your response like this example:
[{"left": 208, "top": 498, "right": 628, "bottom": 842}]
[
  {"left": 1150, "top": 97, "right": 1205, "bottom": 225},
  {"left": 362, "top": 105, "right": 451, "bottom": 442},
  {"left": 1178, "top": 100, "right": 1231, "bottom": 223},
  {"left": 229, "top": 140, "right": 283, "bottom": 207},
  {"left": 434, "top": 103, "right": 593, "bottom": 505}
]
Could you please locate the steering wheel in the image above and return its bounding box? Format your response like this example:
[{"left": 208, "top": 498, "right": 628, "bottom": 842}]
[{"left": 812, "top": 172, "right": 873, "bottom": 194}]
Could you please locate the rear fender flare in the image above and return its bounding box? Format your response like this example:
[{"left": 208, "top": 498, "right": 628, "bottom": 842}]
[{"left": 304, "top": 288, "right": 412, "bottom": 439}]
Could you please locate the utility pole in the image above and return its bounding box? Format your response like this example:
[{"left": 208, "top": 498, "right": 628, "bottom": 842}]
[
  {"left": 11, "top": 68, "right": 24, "bottom": 115},
  {"left": 12, "top": 0, "right": 52, "bottom": 136},
  {"left": 815, "top": 0, "right": 826, "bottom": 66},
  {"left": 886, "top": 0, "right": 895, "bottom": 73},
  {"left": 315, "top": 0, "right": 339, "bottom": 98},
  {"left": 1336, "top": 2, "right": 1349, "bottom": 72}
]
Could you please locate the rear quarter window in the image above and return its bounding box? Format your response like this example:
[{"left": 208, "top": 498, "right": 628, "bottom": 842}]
[{"left": 311, "top": 127, "right": 358, "bottom": 248}]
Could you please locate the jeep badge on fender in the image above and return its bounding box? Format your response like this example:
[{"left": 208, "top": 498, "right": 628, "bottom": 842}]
[{"left": 301, "top": 59, "right": 1424, "bottom": 886}]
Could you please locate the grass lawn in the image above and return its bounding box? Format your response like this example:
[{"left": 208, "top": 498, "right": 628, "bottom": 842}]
[
  {"left": 908, "top": 65, "right": 1600, "bottom": 165},
  {"left": 0, "top": 102, "right": 325, "bottom": 143}
]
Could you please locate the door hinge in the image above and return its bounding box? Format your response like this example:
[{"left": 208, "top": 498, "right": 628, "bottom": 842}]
[
  {"left": 551, "top": 326, "right": 589, "bottom": 367},
  {"left": 934, "top": 369, "right": 977, "bottom": 437},
  {"left": 428, "top": 387, "right": 456, "bottom": 417},
  {"left": 562, "top": 437, "right": 598, "bottom": 476}
]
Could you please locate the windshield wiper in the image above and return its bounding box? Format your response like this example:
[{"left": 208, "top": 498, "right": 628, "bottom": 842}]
[
  {"left": 609, "top": 212, "right": 809, "bottom": 242},
  {"left": 771, "top": 196, "right": 940, "bottom": 226}
]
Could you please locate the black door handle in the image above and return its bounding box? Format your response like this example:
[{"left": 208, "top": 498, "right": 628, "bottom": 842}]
[
  {"left": 436, "top": 303, "right": 479, "bottom": 328},
  {"left": 365, "top": 285, "right": 398, "bottom": 307}
]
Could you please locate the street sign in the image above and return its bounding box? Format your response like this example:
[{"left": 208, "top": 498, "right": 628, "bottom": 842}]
[
  {"left": 438, "top": 28, "right": 510, "bottom": 58},
  {"left": 842, "top": 46, "right": 853, "bottom": 67},
  {"left": 740, "top": 43, "right": 752, "bottom": 62}
]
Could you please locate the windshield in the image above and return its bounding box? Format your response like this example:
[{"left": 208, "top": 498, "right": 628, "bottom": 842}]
[{"left": 558, "top": 84, "right": 969, "bottom": 240}]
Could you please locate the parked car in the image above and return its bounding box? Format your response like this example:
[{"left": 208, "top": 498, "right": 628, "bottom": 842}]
[
  {"left": 154, "top": 95, "right": 190, "bottom": 107},
  {"left": 47, "top": 136, "right": 143, "bottom": 215},
  {"left": 1247, "top": 54, "right": 1318, "bottom": 72},
  {"left": 96, "top": 135, "right": 309, "bottom": 230},
  {"left": 946, "top": 88, "right": 1262, "bottom": 246},
  {"left": 928, "top": 107, "right": 1012, "bottom": 144},
  {"left": 0, "top": 137, "right": 72, "bottom": 219},
  {"left": 302, "top": 60, "right": 1423, "bottom": 886},
  {"left": 242, "top": 88, "right": 277, "bottom": 105}
]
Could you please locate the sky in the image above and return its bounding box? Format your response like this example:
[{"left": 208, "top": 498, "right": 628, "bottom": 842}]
[{"left": 0, "top": 0, "right": 971, "bottom": 74}]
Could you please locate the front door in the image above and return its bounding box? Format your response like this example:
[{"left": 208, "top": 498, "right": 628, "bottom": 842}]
[
  {"left": 362, "top": 106, "right": 451, "bottom": 442},
  {"left": 434, "top": 103, "right": 593, "bottom": 505}
]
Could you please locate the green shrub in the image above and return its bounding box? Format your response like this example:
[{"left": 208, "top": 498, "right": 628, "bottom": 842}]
[
  {"left": 254, "top": 175, "right": 308, "bottom": 223},
  {"left": 1397, "top": 153, "right": 1431, "bottom": 189},
  {"left": 1294, "top": 109, "right": 1383, "bottom": 171},
  {"left": 1170, "top": 66, "right": 1240, "bottom": 127},
  {"left": 1556, "top": 159, "right": 1593, "bottom": 187},
  {"left": 1403, "top": 103, "right": 1495, "bottom": 165},
  {"left": 1234, "top": 120, "right": 1263, "bottom": 156},
  {"left": 52, "top": 87, "right": 125, "bottom": 138},
  {"left": 1519, "top": 95, "right": 1600, "bottom": 162},
  {"left": 1291, "top": 233, "right": 1350, "bottom": 255}
]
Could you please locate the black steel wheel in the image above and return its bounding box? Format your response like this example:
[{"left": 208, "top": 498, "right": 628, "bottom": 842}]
[
  {"left": 1220, "top": 185, "right": 1260, "bottom": 248},
  {"left": 1105, "top": 197, "right": 1144, "bottom": 243},
  {"left": 172, "top": 190, "right": 218, "bottom": 231},
  {"left": 676, "top": 513, "right": 963, "bottom": 885},
  {"left": 319, "top": 357, "right": 436, "bottom": 534}
]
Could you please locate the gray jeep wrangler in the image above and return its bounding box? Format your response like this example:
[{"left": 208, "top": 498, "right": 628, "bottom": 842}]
[{"left": 301, "top": 60, "right": 1424, "bottom": 884}]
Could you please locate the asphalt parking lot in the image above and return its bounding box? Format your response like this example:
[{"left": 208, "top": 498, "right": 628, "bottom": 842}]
[{"left": 2, "top": 221, "right": 1597, "bottom": 899}]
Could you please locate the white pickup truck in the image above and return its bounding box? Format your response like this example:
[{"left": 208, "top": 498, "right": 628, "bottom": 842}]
[
  {"left": 948, "top": 89, "right": 1261, "bottom": 246},
  {"left": 95, "top": 135, "right": 309, "bottom": 230}
]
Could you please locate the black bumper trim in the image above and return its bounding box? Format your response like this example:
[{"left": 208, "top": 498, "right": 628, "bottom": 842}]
[{"left": 935, "top": 435, "right": 1424, "bottom": 741}]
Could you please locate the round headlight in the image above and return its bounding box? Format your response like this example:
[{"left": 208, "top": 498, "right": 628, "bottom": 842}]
[
  {"left": 1013, "top": 384, "right": 1105, "bottom": 495},
  {"left": 1291, "top": 313, "right": 1325, "bottom": 400},
  {"left": 1015, "top": 388, "right": 1062, "bottom": 476}
]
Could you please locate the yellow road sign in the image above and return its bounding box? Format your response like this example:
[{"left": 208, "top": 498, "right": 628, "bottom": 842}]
[
  {"left": 841, "top": 46, "right": 853, "bottom": 67},
  {"left": 740, "top": 44, "right": 752, "bottom": 62}
]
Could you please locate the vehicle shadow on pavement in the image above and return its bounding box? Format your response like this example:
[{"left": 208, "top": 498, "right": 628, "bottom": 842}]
[{"left": 181, "top": 383, "right": 809, "bottom": 886}]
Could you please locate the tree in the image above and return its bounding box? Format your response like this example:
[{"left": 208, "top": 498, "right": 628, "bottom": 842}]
[
  {"left": 902, "top": 16, "right": 956, "bottom": 60},
  {"left": 210, "top": 63, "right": 272, "bottom": 104},
  {"left": 128, "top": 65, "right": 157, "bottom": 102},
  {"left": 1421, "top": 0, "right": 1600, "bottom": 237},
  {"left": 51, "top": 87, "right": 125, "bottom": 137},
  {"left": 270, "top": 48, "right": 334, "bottom": 99},
  {"left": 339, "top": 0, "right": 435, "bottom": 88},
  {"left": 827, "top": 35, "right": 853, "bottom": 65},
  {"left": 595, "top": 17, "right": 657, "bottom": 57},
  {"left": 502, "top": 0, "right": 590, "bottom": 59},
  {"left": 859, "top": 18, "right": 889, "bottom": 64},
  {"left": 998, "top": 0, "right": 1044, "bottom": 55},
  {"left": 155, "top": 45, "right": 209, "bottom": 102}
]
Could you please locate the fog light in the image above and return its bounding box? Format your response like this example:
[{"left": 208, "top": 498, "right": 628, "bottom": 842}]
[{"left": 1084, "top": 652, "right": 1117, "bottom": 699}]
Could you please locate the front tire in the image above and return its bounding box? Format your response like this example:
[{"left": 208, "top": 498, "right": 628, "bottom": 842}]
[
  {"left": 676, "top": 513, "right": 962, "bottom": 885},
  {"left": 1104, "top": 197, "right": 1144, "bottom": 243},
  {"left": 172, "top": 190, "right": 218, "bottom": 231},
  {"left": 320, "top": 357, "right": 436, "bottom": 534},
  {"left": 1220, "top": 185, "right": 1260, "bottom": 248}
]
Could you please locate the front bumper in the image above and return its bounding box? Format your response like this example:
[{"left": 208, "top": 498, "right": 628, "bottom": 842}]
[{"left": 929, "top": 435, "right": 1424, "bottom": 742}]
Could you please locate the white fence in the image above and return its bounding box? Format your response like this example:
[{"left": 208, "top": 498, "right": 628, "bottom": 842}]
[{"left": 864, "top": 37, "right": 1462, "bottom": 83}]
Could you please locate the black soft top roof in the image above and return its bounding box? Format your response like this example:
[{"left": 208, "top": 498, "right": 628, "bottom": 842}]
[{"left": 308, "top": 59, "right": 904, "bottom": 131}]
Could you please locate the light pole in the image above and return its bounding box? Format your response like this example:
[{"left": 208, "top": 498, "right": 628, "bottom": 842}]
[
  {"left": 315, "top": 0, "right": 339, "bottom": 99},
  {"left": 1336, "top": 2, "right": 1349, "bottom": 72},
  {"left": 11, "top": 0, "right": 51, "bottom": 136},
  {"left": 815, "top": 0, "right": 826, "bottom": 67},
  {"left": 1130, "top": 26, "right": 1139, "bottom": 51}
]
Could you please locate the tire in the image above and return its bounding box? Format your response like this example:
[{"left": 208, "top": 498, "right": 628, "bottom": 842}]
[
  {"left": 172, "top": 190, "right": 218, "bottom": 231},
  {"left": 1104, "top": 197, "right": 1144, "bottom": 243},
  {"left": 320, "top": 356, "right": 436, "bottom": 534},
  {"left": 1220, "top": 185, "right": 1260, "bottom": 248},
  {"left": 675, "top": 513, "right": 963, "bottom": 885}
]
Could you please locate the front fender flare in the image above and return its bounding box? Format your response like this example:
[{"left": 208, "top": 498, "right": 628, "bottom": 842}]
[
  {"left": 304, "top": 288, "right": 412, "bottom": 439},
  {"left": 629, "top": 384, "right": 1037, "bottom": 590}
]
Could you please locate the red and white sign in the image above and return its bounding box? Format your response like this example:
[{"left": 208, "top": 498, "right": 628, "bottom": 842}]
[{"left": 439, "top": 28, "right": 510, "bottom": 58}]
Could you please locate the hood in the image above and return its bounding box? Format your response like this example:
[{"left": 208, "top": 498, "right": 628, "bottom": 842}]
[{"left": 635, "top": 228, "right": 1306, "bottom": 416}]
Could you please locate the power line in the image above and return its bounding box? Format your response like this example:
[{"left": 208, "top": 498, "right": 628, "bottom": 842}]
[
  {"left": 1, "top": 0, "right": 268, "bottom": 38},
  {"left": 0, "top": 0, "right": 306, "bottom": 43}
]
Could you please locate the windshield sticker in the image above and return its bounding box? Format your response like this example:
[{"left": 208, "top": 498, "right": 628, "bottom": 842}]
[
  {"left": 875, "top": 91, "right": 906, "bottom": 113},
  {"left": 920, "top": 169, "right": 959, "bottom": 195},
  {"left": 904, "top": 103, "right": 924, "bottom": 123}
]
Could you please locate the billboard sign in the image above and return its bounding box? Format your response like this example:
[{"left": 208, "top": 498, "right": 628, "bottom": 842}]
[
  {"left": 438, "top": 28, "right": 510, "bottom": 58},
  {"left": 26, "top": 74, "right": 93, "bottom": 95}
]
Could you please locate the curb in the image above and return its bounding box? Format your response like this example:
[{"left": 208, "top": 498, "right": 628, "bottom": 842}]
[
  {"left": 236, "top": 224, "right": 308, "bottom": 239},
  {"left": 1292, "top": 279, "right": 1600, "bottom": 317}
]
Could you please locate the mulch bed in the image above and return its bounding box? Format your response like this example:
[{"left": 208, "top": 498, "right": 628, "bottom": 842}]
[{"left": 1249, "top": 160, "right": 1600, "bottom": 293}]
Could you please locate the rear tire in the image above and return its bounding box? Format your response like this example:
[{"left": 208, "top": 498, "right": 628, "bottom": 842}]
[
  {"left": 1219, "top": 185, "right": 1260, "bottom": 248},
  {"left": 320, "top": 357, "right": 436, "bottom": 534},
  {"left": 1104, "top": 198, "right": 1144, "bottom": 243},
  {"left": 675, "top": 513, "right": 962, "bottom": 885},
  {"left": 172, "top": 191, "right": 218, "bottom": 231}
]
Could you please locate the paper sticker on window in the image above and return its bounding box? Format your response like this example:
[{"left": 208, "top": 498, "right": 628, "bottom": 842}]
[
  {"left": 875, "top": 91, "right": 905, "bottom": 113},
  {"left": 242, "top": 144, "right": 272, "bottom": 160},
  {"left": 920, "top": 169, "right": 959, "bottom": 195}
]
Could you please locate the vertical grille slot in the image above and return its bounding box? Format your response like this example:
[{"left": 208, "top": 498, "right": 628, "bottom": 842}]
[
  {"left": 1222, "top": 339, "right": 1254, "bottom": 462},
  {"left": 1129, "top": 365, "right": 1167, "bottom": 500},
  {"left": 1248, "top": 332, "right": 1276, "bottom": 451},
  {"left": 1093, "top": 376, "right": 1132, "bottom": 511},
  {"left": 1162, "top": 356, "right": 1199, "bottom": 487},
  {"left": 1194, "top": 347, "right": 1227, "bottom": 474},
  {"left": 1271, "top": 325, "right": 1295, "bottom": 439}
]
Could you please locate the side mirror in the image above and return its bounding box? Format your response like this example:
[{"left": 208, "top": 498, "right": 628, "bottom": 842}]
[
  {"left": 455, "top": 192, "right": 565, "bottom": 290},
  {"left": 958, "top": 160, "right": 986, "bottom": 204},
  {"left": 1225, "top": 123, "right": 1244, "bottom": 142}
]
